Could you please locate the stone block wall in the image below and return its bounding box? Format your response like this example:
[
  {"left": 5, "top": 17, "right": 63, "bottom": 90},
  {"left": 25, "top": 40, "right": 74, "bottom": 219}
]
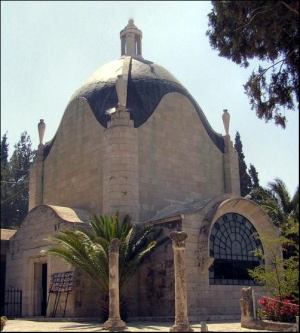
[
  {"left": 138, "top": 93, "right": 224, "bottom": 222},
  {"left": 71, "top": 269, "right": 102, "bottom": 318},
  {"left": 102, "top": 110, "right": 139, "bottom": 222},
  {"left": 223, "top": 135, "right": 240, "bottom": 196},
  {"left": 182, "top": 198, "right": 278, "bottom": 321},
  {"left": 5, "top": 206, "right": 75, "bottom": 316},
  {"left": 126, "top": 220, "right": 181, "bottom": 320},
  {"left": 28, "top": 152, "right": 44, "bottom": 210},
  {"left": 43, "top": 97, "right": 104, "bottom": 214},
  {"left": 5, "top": 205, "right": 102, "bottom": 318}
]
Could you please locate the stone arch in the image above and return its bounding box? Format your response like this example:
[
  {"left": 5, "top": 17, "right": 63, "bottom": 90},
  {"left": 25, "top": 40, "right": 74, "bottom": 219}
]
[
  {"left": 198, "top": 196, "right": 279, "bottom": 276},
  {"left": 209, "top": 197, "right": 279, "bottom": 260}
]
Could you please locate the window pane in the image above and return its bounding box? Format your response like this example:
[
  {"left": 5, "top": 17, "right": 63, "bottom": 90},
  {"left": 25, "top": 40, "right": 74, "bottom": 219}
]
[{"left": 209, "top": 213, "right": 263, "bottom": 285}]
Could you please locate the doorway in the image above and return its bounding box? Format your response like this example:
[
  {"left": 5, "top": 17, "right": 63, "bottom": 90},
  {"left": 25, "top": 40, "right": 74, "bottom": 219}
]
[{"left": 33, "top": 262, "right": 47, "bottom": 316}]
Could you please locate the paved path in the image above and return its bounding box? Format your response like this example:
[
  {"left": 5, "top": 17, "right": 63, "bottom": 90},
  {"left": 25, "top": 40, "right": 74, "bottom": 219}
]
[{"left": 3, "top": 319, "right": 271, "bottom": 332}]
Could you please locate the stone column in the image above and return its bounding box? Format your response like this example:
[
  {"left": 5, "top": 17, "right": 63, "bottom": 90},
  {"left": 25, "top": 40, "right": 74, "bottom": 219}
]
[
  {"left": 240, "top": 287, "right": 255, "bottom": 325},
  {"left": 104, "top": 239, "right": 126, "bottom": 331},
  {"left": 223, "top": 134, "right": 240, "bottom": 195},
  {"left": 102, "top": 109, "right": 139, "bottom": 223},
  {"left": 221, "top": 110, "right": 240, "bottom": 196},
  {"left": 169, "top": 231, "right": 193, "bottom": 332},
  {"left": 28, "top": 119, "right": 46, "bottom": 210}
]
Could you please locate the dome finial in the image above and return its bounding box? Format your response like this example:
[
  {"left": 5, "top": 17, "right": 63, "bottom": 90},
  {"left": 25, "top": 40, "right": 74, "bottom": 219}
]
[
  {"left": 222, "top": 109, "right": 230, "bottom": 136},
  {"left": 120, "top": 19, "right": 143, "bottom": 57}
]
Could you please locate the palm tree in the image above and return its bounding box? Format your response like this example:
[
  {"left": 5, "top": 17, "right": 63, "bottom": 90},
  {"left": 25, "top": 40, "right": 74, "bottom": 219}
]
[
  {"left": 47, "top": 213, "right": 167, "bottom": 319},
  {"left": 248, "top": 178, "right": 299, "bottom": 257}
]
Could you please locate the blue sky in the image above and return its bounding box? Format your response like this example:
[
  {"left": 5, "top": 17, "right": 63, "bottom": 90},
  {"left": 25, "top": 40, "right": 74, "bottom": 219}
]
[{"left": 1, "top": 1, "right": 299, "bottom": 195}]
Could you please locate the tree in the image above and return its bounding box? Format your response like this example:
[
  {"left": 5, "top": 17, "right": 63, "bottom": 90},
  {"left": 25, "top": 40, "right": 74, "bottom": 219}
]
[
  {"left": 248, "top": 235, "right": 298, "bottom": 304},
  {"left": 0, "top": 133, "right": 9, "bottom": 168},
  {"left": 47, "top": 213, "right": 167, "bottom": 320},
  {"left": 1, "top": 133, "right": 12, "bottom": 228},
  {"left": 248, "top": 178, "right": 299, "bottom": 258},
  {"left": 207, "top": 1, "right": 299, "bottom": 128},
  {"left": 234, "top": 132, "right": 252, "bottom": 196},
  {"left": 0, "top": 131, "right": 34, "bottom": 228},
  {"left": 249, "top": 164, "right": 260, "bottom": 188}
]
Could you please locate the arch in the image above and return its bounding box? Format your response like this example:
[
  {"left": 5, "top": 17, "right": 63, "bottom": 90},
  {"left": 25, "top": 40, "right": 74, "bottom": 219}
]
[
  {"left": 209, "top": 212, "right": 263, "bottom": 285},
  {"left": 27, "top": 204, "right": 91, "bottom": 224},
  {"left": 198, "top": 196, "right": 280, "bottom": 276}
]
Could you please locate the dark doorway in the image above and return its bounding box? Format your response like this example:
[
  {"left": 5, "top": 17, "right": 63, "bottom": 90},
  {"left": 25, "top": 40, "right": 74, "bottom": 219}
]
[
  {"left": 41, "top": 263, "right": 47, "bottom": 316},
  {"left": 34, "top": 262, "right": 48, "bottom": 316}
]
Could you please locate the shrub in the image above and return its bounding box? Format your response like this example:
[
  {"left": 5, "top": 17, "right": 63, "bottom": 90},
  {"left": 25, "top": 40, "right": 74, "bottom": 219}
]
[
  {"left": 257, "top": 296, "right": 299, "bottom": 323},
  {"left": 0, "top": 316, "right": 8, "bottom": 332}
]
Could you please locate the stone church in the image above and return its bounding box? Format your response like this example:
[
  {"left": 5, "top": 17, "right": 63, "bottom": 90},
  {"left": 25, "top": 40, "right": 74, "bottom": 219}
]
[{"left": 5, "top": 20, "right": 278, "bottom": 321}]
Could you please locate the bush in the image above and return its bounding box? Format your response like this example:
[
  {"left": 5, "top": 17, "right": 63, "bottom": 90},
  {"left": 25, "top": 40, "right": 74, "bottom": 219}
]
[
  {"left": 0, "top": 316, "right": 8, "bottom": 332},
  {"left": 258, "top": 296, "right": 299, "bottom": 323}
]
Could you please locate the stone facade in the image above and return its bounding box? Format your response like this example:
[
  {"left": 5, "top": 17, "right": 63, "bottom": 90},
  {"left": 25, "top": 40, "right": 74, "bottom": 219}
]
[
  {"left": 126, "top": 196, "right": 278, "bottom": 321},
  {"left": 138, "top": 93, "right": 227, "bottom": 222},
  {"left": 5, "top": 19, "right": 278, "bottom": 321},
  {"left": 5, "top": 205, "right": 102, "bottom": 318},
  {"left": 41, "top": 98, "right": 105, "bottom": 213}
]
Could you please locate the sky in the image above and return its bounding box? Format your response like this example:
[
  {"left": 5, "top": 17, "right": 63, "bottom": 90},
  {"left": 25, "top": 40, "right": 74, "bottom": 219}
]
[{"left": 1, "top": 1, "right": 299, "bottom": 195}]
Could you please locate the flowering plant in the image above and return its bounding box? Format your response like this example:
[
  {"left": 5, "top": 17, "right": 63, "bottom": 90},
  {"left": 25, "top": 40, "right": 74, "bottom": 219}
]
[{"left": 257, "top": 296, "right": 299, "bottom": 322}]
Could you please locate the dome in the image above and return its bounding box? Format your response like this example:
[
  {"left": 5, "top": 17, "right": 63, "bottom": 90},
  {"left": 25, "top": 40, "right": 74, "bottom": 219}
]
[
  {"left": 63, "top": 20, "right": 224, "bottom": 154},
  {"left": 70, "top": 54, "right": 224, "bottom": 152},
  {"left": 71, "top": 56, "right": 186, "bottom": 126}
]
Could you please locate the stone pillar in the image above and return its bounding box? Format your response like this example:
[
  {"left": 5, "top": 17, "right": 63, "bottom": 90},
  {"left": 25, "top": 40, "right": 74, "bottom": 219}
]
[
  {"left": 102, "top": 109, "right": 139, "bottom": 222},
  {"left": 28, "top": 120, "right": 46, "bottom": 210},
  {"left": 221, "top": 110, "right": 240, "bottom": 196},
  {"left": 28, "top": 147, "right": 44, "bottom": 210},
  {"left": 104, "top": 239, "right": 126, "bottom": 331},
  {"left": 240, "top": 287, "right": 255, "bottom": 325},
  {"left": 223, "top": 135, "right": 240, "bottom": 196},
  {"left": 169, "top": 231, "right": 193, "bottom": 332}
]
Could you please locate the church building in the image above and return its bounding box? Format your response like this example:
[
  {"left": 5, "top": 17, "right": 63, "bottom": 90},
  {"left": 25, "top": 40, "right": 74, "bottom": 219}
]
[{"left": 5, "top": 20, "right": 278, "bottom": 321}]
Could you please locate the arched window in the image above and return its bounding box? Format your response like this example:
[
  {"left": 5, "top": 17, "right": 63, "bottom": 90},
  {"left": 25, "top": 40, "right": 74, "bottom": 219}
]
[{"left": 209, "top": 213, "right": 263, "bottom": 285}]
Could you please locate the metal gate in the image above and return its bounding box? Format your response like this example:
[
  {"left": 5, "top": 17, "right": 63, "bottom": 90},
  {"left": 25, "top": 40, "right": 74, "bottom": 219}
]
[{"left": 4, "top": 287, "right": 22, "bottom": 317}]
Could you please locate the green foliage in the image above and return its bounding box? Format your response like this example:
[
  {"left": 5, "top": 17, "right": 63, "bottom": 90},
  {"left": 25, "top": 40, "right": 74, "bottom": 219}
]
[
  {"left": 47, "top": 213, "right": 167, "bottom": 320},
  {"left": 234, "top": 132, "right": 254, "bottom": 196},
  {"left": 248, "top": 235, "right": 299, "bottom": 301},
  {"left": 248, "top": 178, "right": 299, "bottom": 302},
  {"left": 249, "top": 164, "right": 260, "bottom": 189},
  {"left": 0, "top": 133, "right": 9, "bottom": 167},
  {"left": 207, "top": 1, "right": 299, "bottom": 128},
  {"left": 0, "top": 316, "right": 7, "bottom": 332},
  {"left": 0, "top": 132, "right": 34, "bottom": 228},
  {"left": 1, "top": 133, "right": 11, "bottom": 227},
  {"left": 249, "top": 178, "right": 299, "bottom": 261}
]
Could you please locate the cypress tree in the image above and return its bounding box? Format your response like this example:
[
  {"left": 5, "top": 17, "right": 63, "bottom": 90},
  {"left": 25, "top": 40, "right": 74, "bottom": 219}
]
[
  {"left": 234, "top": 132, "right": 252, "bottom": 196},
  {"left": 1, "top": 133, "right": 11, "bottom": 228},
  {"left": 249, "top": 164, "right": 260, "bottom": 189},
  {"left": 1, "top": 132, "right": 34, "bottom": 228},
  {"left": 9, "top": 132, "right": 34, "bottom": 227}
]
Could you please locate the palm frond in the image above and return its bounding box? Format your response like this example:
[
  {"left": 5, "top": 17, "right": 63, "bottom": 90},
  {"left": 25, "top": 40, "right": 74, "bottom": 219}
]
[
  {"left": 269, "top": 178, "right": 292, "bottom": 214},
  {"left": 47, "top": 212, "right": 166, "bottom": 319}
]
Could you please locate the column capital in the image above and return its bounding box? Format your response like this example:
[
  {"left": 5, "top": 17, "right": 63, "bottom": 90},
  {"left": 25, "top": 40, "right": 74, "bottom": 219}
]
[
  {"left": 109, "top": 238, "right": 121, "bottom": 253},
  {"left": 170, "top": 231, "right": 187, "bottom": 248}
]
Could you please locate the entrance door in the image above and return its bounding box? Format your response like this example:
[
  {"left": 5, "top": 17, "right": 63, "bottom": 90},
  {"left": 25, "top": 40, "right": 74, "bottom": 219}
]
[
  {"left": 33, "top": 262, "right": 47, "bottom": 316},
  {"left": 41, "top": 264, "right": 47, "bottom": 316}
]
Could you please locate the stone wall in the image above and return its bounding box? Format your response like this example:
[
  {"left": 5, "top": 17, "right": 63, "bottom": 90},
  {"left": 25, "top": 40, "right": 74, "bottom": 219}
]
[
  {"left": 102, "top": 110, "right": 139, "bottom": 222},
  {"left": 138, "top": 93, "right": 224, "bottom": 222},
  {"left": 43, "top": 97, "right": 104, "bottom": 213},
  {"left": 5, "top": 205, "right": 102, "bottom": 318},
  {"left": 5, "top": 206, "right": 74, "bottom": 316},
  {"left": 126, "top": 220, "right": 181, "bottom": 320},
  {"left": 182, "top": 198, "right": 279, "bottom": 321}
]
